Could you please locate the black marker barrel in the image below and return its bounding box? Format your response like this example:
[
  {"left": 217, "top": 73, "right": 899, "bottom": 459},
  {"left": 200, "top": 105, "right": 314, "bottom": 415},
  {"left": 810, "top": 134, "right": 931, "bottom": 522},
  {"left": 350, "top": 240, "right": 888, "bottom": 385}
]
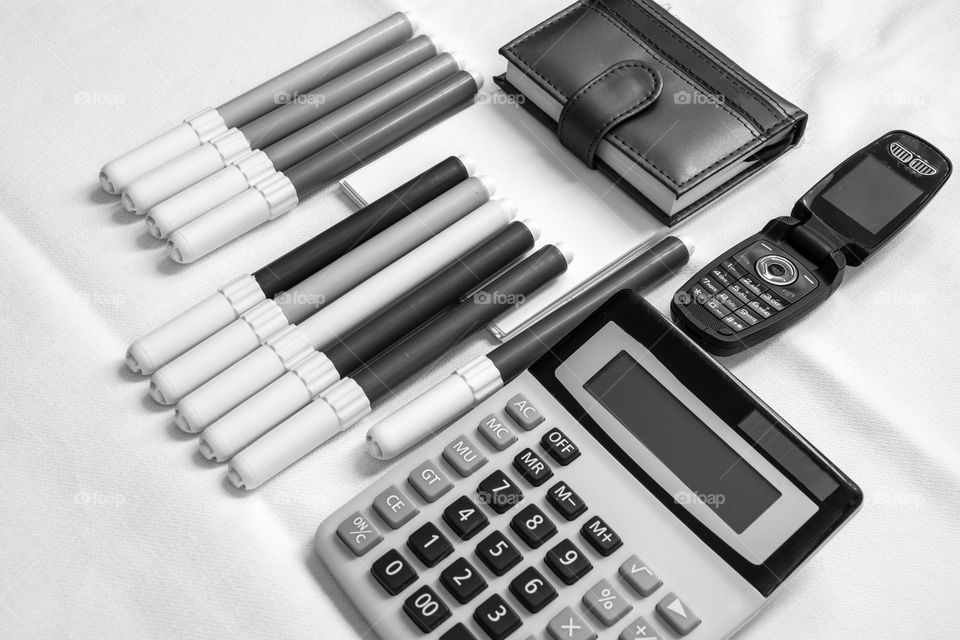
[
  {"left": 354, "top": 243, "right": 572, "bottom": 402},
  {"left": 489, "top": 236, "right": 690, "bottom": 380},
  {"left": 252, "top": 155, "right": 470, "bottom": 298},
  {"left": 325, "top": 220, "right": 538, "bottom": 375}
]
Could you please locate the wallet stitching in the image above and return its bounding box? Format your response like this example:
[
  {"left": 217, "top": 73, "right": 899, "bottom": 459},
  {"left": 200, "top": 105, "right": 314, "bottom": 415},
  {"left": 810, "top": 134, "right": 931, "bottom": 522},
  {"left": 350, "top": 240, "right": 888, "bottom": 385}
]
[
  {"left": 504, "top": 1, "right": 785, "bottom": 187},
  {"left": 588, "top": 2, "right": 759, "bottom": 132},
  {"left": 634, "top": 0, "right": 789, "bottom": 119},
  {"left": 557, "top": 61, "right": 659, "bottom": 156}
]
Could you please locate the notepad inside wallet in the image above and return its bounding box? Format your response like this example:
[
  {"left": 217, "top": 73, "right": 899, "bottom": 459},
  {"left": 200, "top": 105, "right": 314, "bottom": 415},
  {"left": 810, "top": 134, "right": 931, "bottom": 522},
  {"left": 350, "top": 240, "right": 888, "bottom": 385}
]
[{"left": 496, "top": 0, "right": 807, "bottom": 225}]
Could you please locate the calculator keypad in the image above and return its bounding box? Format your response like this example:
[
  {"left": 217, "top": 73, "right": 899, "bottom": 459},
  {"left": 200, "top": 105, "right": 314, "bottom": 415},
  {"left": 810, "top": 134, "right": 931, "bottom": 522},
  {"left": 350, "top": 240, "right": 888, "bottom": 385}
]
[{"left": 320, "top": 381, "right": 715, "bottom": 640}]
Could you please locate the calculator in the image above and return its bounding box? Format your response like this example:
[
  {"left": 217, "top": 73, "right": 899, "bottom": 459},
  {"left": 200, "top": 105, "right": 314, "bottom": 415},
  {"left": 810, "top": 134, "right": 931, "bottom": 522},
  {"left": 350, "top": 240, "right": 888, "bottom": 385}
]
[{"left": 315, "top": 292, "right": 861, "bottom": 640}]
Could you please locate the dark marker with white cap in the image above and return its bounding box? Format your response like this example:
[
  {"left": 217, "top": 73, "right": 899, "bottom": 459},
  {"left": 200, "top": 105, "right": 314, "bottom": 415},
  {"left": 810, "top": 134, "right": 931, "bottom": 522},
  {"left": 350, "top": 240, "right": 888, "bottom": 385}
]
[
  {"left": 99, "top": 12, "right": 416, "bottom": 195},
  {"left": 126, "top": 156, "right": 474, "bottom": 375},
  {"left": 198, "top": 219, "right": 539, "bottom": 462},
  {"left": 227, "top": 242, "right": 574, "bottom": 489},
  {"left": 366, "top": 235, "right": 694, "bottom": 459},
  {"left": 122, "top": 35, "right": 441, "bottom": 215},
  {"left": 165, "top": 69, "right": 483, "bottom": 263}
]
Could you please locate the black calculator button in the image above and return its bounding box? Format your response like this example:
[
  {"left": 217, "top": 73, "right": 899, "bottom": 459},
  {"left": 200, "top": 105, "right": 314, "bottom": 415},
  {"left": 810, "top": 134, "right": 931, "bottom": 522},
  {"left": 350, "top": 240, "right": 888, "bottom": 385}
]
[
  {"left": 721, "top": 257, "right": 746, "bottom": 279},
  {"left": 734, "top": 306, "right": 761, "bottom": 326},
  {"left": 443, "top": 496, "right": 489, "bottom": 540},
  {"left": 726, "top": 282, "right": 754, "bottom": 304},
  {"left": 475, "top": 531, "right": 522, "bottom": 576},
  {"left": 474, "top": 593, "right": 522, "bottom": 640},
  {"left": 703, "top": 298, "right": 728, "bottom": 319},
  {"left": 440, "top": 623, "right": 478, "bottom": 640},
  {"left": 581, "top": 516, "right": 622, "bottom": 556},
  {"left": 407, "top": 522, "right": 453, "bottom": 567},
  {"left": 370, "top": 549, "right": 418, "bottom": 596},
  {"left": 710, "top": 267, "right": 735, "bottom": 288},
  {"left": 510, "top": 504, "right": 557, "bottom": 548},
  {"left": 738, "top": 275, "right": 767, "bottom": 297},
  {"left": 698, "top": 276, "right": 722, "bottom": 295},
  {"left": 545, "top": 481, "right": 587, "bottom": 521},
  {"left": 540, "top": 428, "right": 580, "bottom": 465},
  {"left": 544, "top": 538, "right": 592, "bottom": 585},
  {"left": 477, "top": 470, "right": 524, "bottom": 514},
  {"left": 403, "top": 584, "right": 451, "bottom": 632},
  {"left": 510, "top": 566, "right": 557, "bottom": 613},
  {"left": 512, "top": 448, "right": 553, "bottom": 486},
  {"left": 440, "top": 557, "right": 487, "bottom": 604}
]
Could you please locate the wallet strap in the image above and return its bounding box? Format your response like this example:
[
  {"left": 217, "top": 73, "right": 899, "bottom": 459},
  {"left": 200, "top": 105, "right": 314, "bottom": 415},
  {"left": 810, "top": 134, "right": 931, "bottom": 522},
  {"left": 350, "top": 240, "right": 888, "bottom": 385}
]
[{"left": 557, "top": 60, "right": 662, "bottom": 167}]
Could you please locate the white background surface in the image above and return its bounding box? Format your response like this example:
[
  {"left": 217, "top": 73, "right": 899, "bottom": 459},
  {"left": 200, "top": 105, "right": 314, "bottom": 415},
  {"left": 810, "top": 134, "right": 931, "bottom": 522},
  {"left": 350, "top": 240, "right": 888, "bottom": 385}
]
[{"left": 1, "top": 1, "right": 959, "bottom": 638}]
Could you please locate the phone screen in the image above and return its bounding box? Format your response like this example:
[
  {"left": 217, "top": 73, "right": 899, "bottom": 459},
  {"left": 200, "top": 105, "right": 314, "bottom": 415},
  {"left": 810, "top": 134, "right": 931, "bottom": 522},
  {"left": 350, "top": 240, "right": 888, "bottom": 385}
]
[{"left": 822, "top": 155, "right": 923, "bottom": 235}]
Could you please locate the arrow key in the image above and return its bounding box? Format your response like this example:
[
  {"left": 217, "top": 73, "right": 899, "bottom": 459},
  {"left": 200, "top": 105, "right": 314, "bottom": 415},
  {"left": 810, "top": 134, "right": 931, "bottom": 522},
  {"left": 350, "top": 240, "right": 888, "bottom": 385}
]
[{"left": 655, "top": 593, "right": 701, "bottom": 636}]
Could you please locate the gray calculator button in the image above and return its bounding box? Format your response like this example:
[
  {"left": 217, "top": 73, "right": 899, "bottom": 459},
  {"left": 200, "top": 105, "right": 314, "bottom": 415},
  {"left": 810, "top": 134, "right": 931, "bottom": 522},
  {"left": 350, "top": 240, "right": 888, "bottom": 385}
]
[
  {"left": 548, "top": 606, "right": 597, "bottom": 640},
  {"left": 504, "top": 393, "right": 544, "bottom": 430},
  {"left": 442, "top": 435, "right": 488, "bottom": 477},
  {"left": 619, "top": 616, "right": 662, "bottom": 640},
  {"left": 477, "top": 413, "right": 517, "bottom": 450},
  {"left": 618, "top": 555, "right": 662, "bottom": 597},
  {"left": 655, "top": 593, "right": 701, "bottom": 636},
  {"left": 583, "top": 579, "right": 632, "bottom": 627},
  {"left": 408, "top": 460, "right": 453, "bottom": 503},
  {"left": 372, "top": 486, "right": 419, "bottom": 529},
  {"left": 335, "top": 511, "right": 383, "bottom": 557}
]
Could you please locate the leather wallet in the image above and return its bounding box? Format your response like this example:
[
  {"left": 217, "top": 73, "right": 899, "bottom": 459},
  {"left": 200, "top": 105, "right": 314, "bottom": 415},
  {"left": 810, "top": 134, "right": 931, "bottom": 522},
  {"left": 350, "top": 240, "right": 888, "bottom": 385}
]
[{"left": 497, "top": 0, "right": 808, "bottom": 225}]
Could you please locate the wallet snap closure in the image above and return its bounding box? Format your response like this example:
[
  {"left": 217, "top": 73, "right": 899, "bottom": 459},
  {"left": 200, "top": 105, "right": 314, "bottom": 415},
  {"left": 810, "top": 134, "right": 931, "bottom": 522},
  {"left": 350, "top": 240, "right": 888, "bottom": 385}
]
[{"left": 557, "top": 60, "right": 662, "bottom": 167}]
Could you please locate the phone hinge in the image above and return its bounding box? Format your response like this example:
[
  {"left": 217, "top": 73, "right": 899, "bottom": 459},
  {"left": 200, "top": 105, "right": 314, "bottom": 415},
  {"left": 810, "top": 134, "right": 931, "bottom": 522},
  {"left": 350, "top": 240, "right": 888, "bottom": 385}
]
[{"left": 788, "top": 216, "right": 847, "bottom": 266}]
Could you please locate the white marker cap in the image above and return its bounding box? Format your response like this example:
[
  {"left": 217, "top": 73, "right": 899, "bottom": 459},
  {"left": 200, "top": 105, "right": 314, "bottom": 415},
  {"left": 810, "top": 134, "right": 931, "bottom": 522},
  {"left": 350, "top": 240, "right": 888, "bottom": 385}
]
[
  {"left": 148, "top": 299, "right": 288, "bottom": 405},
  {"left": 466, "top": 68, "right": 485, "bottom": 90},
  {"left": 174, "top": 323, "right": 315, "bottom": 433},
  {"left": 125, "top": 274, "right": 265, "bottom": 375},
  {"left": 455, "top": 155, "right": 477, "bottom": 176},
  {"left": 676, "top": 235, "right": 695, "bottom": 258},
  {"left": 519, "top": 218, "right": 541, "bottom": 241},
  {"left": 145, "top": 149, "right": 275, "bottom": 238},
  {"left": 198, "top": 353, "right": 340, "bottom": 461},
  {"left": 166, "top": 173, "right": 298, "bottom": 263},
  {"left": 365, "top": 354, "right": 502, "bottom": 459},
  {"left": 121, "top": 128, "right": 252, "bottom": 215},
  {"left": 228, "top": 378, "right": 372, "bottom": 490},
  {"left": 99, "top": 107, "right": 227, "bottom": 195}
]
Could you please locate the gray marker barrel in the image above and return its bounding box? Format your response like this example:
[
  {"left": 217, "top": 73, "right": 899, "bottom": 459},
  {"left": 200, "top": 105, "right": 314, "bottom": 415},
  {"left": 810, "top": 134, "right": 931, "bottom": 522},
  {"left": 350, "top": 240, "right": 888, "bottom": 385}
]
[
  {"left": 145, "top": 53, "right": 461, "bottom": 239},
  {"left": 166, "top": 69, "right": 482, "bottom": 264},
  {"left": 99, "top": 12, "right": 415, "bottom": 194},
  {"left": 226, "top": 243, "right": 573, "bottom": 490},
  {"left": 196, "top": 220, "right": 538, "bottom": 462},
  {"left": 123, "top": 35, "right": 438, "bottom": 215}
]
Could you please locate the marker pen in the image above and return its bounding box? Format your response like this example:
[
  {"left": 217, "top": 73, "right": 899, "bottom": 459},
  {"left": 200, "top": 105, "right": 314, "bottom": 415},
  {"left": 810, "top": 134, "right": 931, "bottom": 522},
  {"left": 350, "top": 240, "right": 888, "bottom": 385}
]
[
  {"left": 99, "top": 12, "right": 415, "bottom": 195},
  {"left": 227, "top": 243, "right": 573, "bottom": 489},
  {"left": 148, "top": 177, "right": 494, "bottom": 402},
  {"left": 122, "top": 36, "right": 440, "bottom": 215},
  {"left": 366, "top": 235, "right": 694, "bottom": 459},
  {"left": 172, "top": 198, "right": 515, "bottom": 433},
  {"left": 145, "top": 54, "right": 462, "bottom": 238},
  {"left": 166, "top": 69, "right": 482, "bottom": 263},
  {"left": 198, "top": 219, "right": 539, "bottom": 462},
  {"left": 126, "top": 156, "right": 473, "bottom": 375}
]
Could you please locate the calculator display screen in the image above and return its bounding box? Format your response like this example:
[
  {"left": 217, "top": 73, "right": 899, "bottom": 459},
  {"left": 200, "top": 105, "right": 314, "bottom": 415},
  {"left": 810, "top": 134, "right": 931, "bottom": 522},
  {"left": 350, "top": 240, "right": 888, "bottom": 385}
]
[
  {"left": 584, "top": 351, "right": 781, "bottom": 534},
  {"left": 821, "top": 154, "right": 923, "bottom": 235}
]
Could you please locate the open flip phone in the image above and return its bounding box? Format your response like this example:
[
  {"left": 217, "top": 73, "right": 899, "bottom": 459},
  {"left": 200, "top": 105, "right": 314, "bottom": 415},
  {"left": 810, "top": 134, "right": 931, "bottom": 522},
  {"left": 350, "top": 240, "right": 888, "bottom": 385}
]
[{"left": 671, "top": 130, "right": 951, "bottom": 355}]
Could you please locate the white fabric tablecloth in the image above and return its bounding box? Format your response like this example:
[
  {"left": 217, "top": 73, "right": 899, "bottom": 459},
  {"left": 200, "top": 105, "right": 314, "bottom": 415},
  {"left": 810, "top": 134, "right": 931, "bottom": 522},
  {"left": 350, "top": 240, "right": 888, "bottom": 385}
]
[{"left": 2, "top": 0, "right": 959, "bottom": 637}]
